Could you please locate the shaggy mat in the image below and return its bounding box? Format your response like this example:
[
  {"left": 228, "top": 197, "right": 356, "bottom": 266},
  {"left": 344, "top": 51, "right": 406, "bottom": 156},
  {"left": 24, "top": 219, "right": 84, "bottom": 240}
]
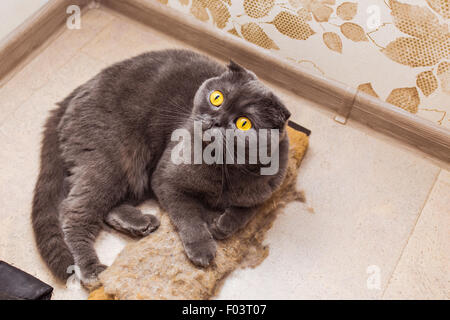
[{"left": 89, "top": 126, "right": 308, "bottom": 300}]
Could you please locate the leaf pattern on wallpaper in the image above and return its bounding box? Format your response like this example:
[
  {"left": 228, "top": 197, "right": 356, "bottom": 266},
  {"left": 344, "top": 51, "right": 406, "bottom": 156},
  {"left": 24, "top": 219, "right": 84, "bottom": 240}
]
[
  {"left": 323, "top": 32, "right": 342, "bottom": 53},
  {"left": 243, "top": 0, "right": 275, "bottom": 18},
  {"left": 336, "top": 2, "right": 357, "bottom": 21},
  {"left": 437, "top": 61, "right": 450, "bottom": 94},
  {"left": 357, "top": 83, "right": 379, "bottom": 98},
  {"left": 426, "top": 0, "right": 450, "bottom": 19},
  {"left": 299, "top": 0, "right": 336, "bottom": 10},
  {"left": 312, "top": 4, "right": 333, "bottom": 22},
  {"left": 416, "top": 71, "right": 438, "bottom": 97},
  {"left": 270, "top": 11, "right": 315, "bottom": 40},
  {"left": 383, "top": 1, "right": 449, "bottom": 70},
  {"left": 390, "top": 0, "right": 448, "bottom": 42},
  {"left": 208, "top": 0, "right": 232, "bottom": 29},
  {"left": 340, "top": 22, "right": 368, "bottom": 42},
  {"left": 386, "top": 87, "right": 420, "bottom": 113},
  {"left": 383, "top": 37, "right": 446, "bottom": 67},
  {"left": 228, "top": 27, "right": 240, "bottom": 37},
  {"left": 241, "top": 23, "right": 279, "bottom": 50},
  {"left": 288, "top": 0, "right": 302, "bottom": 8},
  {"left": 298, "top": 0, "right": 334, "bottom": 22},
  {"left": 191, "top": 0, "right": 231, "bottom": 29},
  {"left": 190, "top": 0, "right": 210, "bottom": 22},
  {"left": 297, "top": 8, "right": 312, "bottom": 21}
]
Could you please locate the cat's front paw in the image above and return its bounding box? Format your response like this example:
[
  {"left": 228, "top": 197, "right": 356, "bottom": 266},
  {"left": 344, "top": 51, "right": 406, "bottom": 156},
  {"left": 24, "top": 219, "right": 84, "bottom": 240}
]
[
  {"left": 209, "top": 215, "right": 235, "bottom": 240},
  {"left": 183, "top": 238, "right": 217, "bottom": 268}
]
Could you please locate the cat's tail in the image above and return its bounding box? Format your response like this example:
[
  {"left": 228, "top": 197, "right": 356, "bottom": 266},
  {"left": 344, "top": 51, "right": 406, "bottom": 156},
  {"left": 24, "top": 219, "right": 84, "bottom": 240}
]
[{"left": 31, "top": 105, "right": 74, "bottom": 281}]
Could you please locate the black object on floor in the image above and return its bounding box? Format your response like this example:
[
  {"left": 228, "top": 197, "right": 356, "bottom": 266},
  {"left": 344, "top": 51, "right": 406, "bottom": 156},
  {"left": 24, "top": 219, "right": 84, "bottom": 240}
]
[
  {"left": 288, "top": 120, "right": 311, "bottom": 136},
  {"left": 0, "top": 261, "right": 53, "bottom": 300}
]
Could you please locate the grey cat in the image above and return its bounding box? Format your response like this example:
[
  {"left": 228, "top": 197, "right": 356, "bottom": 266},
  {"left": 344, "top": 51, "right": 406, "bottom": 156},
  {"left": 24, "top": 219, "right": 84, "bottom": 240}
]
[{"left": 32, "top": 49, "right": 290, "bottom": 286}]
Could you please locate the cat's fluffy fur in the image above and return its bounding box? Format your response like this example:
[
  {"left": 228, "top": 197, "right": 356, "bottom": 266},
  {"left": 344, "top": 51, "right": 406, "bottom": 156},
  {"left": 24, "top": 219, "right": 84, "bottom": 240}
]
[{"left": 32, "top": 49, "right": 290, "bottom": 286}]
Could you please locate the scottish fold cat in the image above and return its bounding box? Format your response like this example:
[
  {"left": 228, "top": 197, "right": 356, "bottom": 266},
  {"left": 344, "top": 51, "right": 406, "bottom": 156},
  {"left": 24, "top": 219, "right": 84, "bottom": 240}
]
[{"left": 32, "top": 49, "right": 290, "bottom": 286}]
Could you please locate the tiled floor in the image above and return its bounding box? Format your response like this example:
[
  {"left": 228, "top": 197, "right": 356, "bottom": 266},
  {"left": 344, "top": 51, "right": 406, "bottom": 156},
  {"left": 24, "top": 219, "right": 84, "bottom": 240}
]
[{"left": 0, "top": 7, "right": 448, "bottom": 300}]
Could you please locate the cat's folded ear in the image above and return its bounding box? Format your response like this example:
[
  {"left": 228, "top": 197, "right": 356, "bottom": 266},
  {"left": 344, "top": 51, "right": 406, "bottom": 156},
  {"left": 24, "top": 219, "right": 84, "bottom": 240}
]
[
  {"left": 270, "top": 93, "right": 291, "bottom": 127},
  {"left": 280, "top": 103, "right": 291, "bottom": 122},
  {"left": 227, "top": 60, "right": 246, "bottom": 73},
  {"left": 227, "top": 60, "right": 257, "bottom": 79}
]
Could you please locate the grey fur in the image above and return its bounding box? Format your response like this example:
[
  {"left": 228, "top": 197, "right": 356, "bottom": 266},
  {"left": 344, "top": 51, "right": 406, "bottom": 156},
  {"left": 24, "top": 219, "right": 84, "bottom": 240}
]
[{"left": 32, "top": 49, "right": 290, "bottom": 285}]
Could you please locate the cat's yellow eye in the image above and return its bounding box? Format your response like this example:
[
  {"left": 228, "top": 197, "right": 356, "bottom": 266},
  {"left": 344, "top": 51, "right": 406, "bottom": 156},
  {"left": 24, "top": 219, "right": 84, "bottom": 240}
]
[
  {"left": 209, "top": 90, "right": 224, "bottom": 107},
  {"left": 236, "top": 117, "right": 252, "bottom": 131}
]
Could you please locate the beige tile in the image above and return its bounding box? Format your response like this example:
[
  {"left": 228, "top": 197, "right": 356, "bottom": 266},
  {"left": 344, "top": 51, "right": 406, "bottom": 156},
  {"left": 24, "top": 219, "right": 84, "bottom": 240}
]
[
  {"left": 10, "top": 8, "right": 114, "bottom": 92},
  {"left": 0, "top": 75, "right": 35, "bottom": 125},
  {"left": 383, "top": 170, "right": 450, "bottom": 300},
  {"left": 216, "top": 88, "right": 440, "bottom": 299},
  {"left": 39, "top": 52, "right": 106, "bottom": 105},
  {"left": 0, "top": 8, "right": 113, "bottom": 125},
  {"left": 81, "top": 17, "right": 178, "bottom": 65}
]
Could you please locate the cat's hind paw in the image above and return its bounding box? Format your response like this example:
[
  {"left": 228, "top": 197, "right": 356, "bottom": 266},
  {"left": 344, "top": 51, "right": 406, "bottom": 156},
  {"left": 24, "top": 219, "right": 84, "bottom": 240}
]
[
  {"left": 127, "top": 213, "right": 160, "bottom": 238},
  {"left": 80, "top": 263, "right": 107, "bottom": 291},
  {"left": 105, "top": 205, "right": 160, "bottom": 238},
  {"left": 209, "top": 216, "right": 235, "bottom": 240}
]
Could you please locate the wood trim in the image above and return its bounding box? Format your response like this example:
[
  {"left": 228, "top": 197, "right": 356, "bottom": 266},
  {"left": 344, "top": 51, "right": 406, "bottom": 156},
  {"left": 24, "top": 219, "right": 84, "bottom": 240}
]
[
  {"left": 352, "top": 92, "right": 450, "bottom": 162},
  {"left": 0, "top": 0, "right": 90, "bottom": 83},
  {"left": 0, "top": 0, "right": 448, "bottom": 163},
  {"left": 102, "top": 0, "right": 449, "bottom": 163}
]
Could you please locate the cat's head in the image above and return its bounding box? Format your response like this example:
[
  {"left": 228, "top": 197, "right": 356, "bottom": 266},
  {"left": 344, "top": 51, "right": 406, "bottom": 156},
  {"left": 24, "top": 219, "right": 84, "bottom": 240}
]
[
  {"left": 192, "top": 61, "right": 291, "bottom": 135},
  {"left": 189, "top": 61, "right": 290, "bottom": 174}
]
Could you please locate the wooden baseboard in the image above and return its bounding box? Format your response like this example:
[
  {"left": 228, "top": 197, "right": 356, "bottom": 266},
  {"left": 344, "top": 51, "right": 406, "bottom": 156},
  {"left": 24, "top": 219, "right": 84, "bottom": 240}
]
[
  {"left": 352, "top": 92, "right": 450, "bottom": 162},
  {"left": 0, "top": 0, "right": 449, "bottom": 163},
  {"left": 0, "top": 0, "right": 90, "bottom": 83}
]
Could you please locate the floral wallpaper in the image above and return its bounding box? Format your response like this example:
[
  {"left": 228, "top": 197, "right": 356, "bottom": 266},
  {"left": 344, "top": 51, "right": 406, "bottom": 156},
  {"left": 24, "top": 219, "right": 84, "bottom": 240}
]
[{"left": 159, "top": 0, "right": 449, "bottom": 129}]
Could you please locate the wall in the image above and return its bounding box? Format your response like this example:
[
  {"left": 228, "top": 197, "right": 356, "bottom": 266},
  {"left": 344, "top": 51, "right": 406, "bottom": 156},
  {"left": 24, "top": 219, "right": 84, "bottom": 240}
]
[
  {"left": 162, "top": 0, "right": 450, "bottom": 129},
  {"left": 0, "top": 0, "right": 49, "bottom": 41}
]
